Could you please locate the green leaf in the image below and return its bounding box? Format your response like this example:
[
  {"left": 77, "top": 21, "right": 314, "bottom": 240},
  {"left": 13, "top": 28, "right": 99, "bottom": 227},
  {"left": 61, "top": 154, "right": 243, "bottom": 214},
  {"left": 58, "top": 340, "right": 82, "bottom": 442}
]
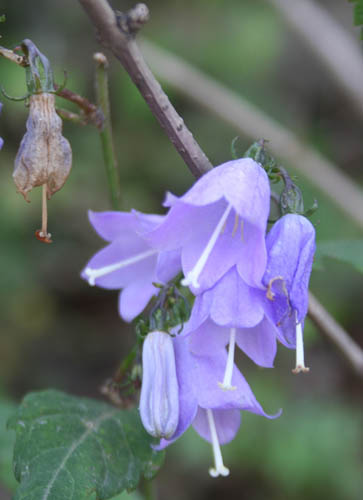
[
  {"left": 348, "top": 0, "right": 363, "bottom": 38},
  {"left": 0, "top": 396, "right": 18, "bottom": 491},
  {"left": 8, "top": 390, "right": 164, "bottom": 500},
  {"left": 314, "top": 239, "right": 363, "bottom": 273}
]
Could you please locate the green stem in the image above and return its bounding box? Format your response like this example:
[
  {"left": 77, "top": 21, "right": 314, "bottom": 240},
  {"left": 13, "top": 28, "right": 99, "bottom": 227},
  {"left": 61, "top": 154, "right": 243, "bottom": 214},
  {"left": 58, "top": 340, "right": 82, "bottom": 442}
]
[
  {"left": 113, "top": 344, "right": 139, "bottom": 384},
  {"left": 94, "top": 52, "right": 122, "bottom": 210},
  {"left": 140, "top": 478, "right": 157, "bottom": 500}
]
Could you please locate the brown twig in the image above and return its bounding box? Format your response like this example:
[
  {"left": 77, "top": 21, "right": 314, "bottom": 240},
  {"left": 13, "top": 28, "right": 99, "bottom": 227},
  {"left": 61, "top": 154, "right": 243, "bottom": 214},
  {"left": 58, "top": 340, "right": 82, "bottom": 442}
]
[
  {"left": 78, "top": 1, "right": 363, "bottom": 376},
  {"left": 54, "top": 84, "right": 104, "bottom": 129},
  {"left": 0, "top": 45, "right": 28, "bottom": 66},
  {"left": 78, "top": 0, "right": 213, "bottom": 178},
  {"left": 308, "top": 292, "right": 363, "bottom": 377}
]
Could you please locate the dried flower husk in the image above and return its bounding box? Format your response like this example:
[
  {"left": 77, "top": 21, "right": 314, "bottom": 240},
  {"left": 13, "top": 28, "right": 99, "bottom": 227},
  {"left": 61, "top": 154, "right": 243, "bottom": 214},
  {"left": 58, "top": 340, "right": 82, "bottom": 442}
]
[{"left": 13, "top": 93, "right": 72, "bottom": 201}]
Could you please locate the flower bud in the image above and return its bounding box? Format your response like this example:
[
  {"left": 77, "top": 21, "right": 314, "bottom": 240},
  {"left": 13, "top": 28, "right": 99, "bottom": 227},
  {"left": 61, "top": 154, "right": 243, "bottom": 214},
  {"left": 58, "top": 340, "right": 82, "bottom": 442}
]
[
  {"left": 139, "top": 331, "right": 179, "bottom": 439},
  {"left": 13, "top": 93, "right": 72, "bottom": 202}
]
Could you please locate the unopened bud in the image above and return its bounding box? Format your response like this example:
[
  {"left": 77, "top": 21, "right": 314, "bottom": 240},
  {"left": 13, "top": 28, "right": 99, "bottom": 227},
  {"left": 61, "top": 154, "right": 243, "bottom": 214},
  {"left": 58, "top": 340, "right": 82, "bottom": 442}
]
[{"left": 139, "top": 331, "right": 179, "bottom": 439}]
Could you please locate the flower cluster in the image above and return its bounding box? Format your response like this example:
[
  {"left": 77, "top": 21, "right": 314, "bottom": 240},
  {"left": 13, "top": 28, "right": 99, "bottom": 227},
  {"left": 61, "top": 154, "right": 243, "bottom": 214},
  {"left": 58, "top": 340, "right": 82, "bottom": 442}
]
[{"left": 81, "top": 157, "right": 315, "bottom": 476}]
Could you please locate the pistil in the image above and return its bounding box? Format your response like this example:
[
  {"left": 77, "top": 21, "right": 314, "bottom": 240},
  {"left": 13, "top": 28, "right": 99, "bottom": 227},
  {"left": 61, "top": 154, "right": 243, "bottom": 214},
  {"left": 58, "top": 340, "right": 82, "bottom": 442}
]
[
  {"left": 181, "top": 203, "right": 233, "bottom": 288},
  {"left": 206, "top": 409, "right": 230, "bottom": 478},
  {"left": 218, "top": 328, "right": 237, "bottom": 391},
  {"left": 292, "top": 319, "right": 310, "bottom": 374},
  {"left": 35, "top": 184, "right": 52, "bottom": 243},
  {"left": 84, "top": 249, "right": 158, "bottom": 286}
]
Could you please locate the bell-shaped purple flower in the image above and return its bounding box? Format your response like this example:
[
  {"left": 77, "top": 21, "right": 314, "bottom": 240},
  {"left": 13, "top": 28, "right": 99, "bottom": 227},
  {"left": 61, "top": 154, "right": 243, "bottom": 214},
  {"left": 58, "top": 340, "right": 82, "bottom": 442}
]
[
  {"left": 263, "top": 214, "right": 316, "bottom": 372},
  {"left": 81, "top": 210, "right": 181, "bottom": 322},
  {"left": 184, "top": 266, "right": 278, "bottom": 389},
  {"left": 144, "top": 158, "right": 270, "bottom": 293},
  {"left": 142, "top": 328, "right": 280, "bottom": 477},
  {"left": 139, "top": 331, "right": 179, "bottom": 439}
]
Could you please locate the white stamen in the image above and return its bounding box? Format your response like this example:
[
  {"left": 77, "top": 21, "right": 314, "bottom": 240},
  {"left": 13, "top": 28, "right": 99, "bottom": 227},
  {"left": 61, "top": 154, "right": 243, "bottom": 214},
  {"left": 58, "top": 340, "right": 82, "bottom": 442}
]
[
  {"left": 181, "top": 204, "right": 233, "bottom": 288},
  {"left": 84, "top": 249, "right": 157, "bottom": 286},
  {"left": 218, "top": 328, "right": 237, "bottom": 391},
  {"left": 292, "top": 316, "right": 310, "bottom": 374},
  {"left": 231, "top": 213, "right": 239, "bottom": 237},
  {"left": 206, "top": 409, "right": 230, "bottom": 478}
]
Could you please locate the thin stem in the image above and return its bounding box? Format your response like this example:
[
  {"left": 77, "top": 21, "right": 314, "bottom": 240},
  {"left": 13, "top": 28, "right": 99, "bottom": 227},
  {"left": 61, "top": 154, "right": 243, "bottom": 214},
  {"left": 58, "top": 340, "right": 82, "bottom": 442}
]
[
  {"left": 308, "top": 292, "right": 363, "bottom": 378},
  {"left": 113, "top": 344, "right": 139, "bottom": 384},
  {"left": 41, "top": 184, "right": 48, "bottom": 236},
  {"left": 0, "top": 46, "right": 28, "bottom": 66},
  {"left": 140, "top": 478, "right": 157, "bottom": 500},
  {"left": 78, "top": 0, "right": 213, "bottom": 178},
  {"left": 94, "top": 52, "right": 122, "bottom": 210}
]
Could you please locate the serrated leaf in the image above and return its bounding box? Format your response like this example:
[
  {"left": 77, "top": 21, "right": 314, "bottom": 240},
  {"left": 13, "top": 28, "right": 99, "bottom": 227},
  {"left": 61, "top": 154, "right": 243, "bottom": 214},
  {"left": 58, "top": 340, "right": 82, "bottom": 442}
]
[
  {"left": 314, "top": 239, "right": 363, "bottom": 273},
  {"left": 7, "top": 390, "right": 164, "bottom": 500}
]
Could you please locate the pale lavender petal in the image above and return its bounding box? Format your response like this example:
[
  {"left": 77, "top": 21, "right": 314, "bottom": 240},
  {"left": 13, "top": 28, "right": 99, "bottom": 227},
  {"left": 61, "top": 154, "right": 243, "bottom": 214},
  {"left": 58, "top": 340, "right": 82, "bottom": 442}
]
[
  {"left": 180, "top": 159, "right": 269, "bottom": 222},
  {"left": 264, "top": 214, "right": 315, "bottom": 322},
  {"left": 155, "top": 249, "right": 182, "bottom": 283},
  {"left": 119, "top": 281, "right": 157, "bottom": 322},
  {"left": 131, "top": 209, "right": 165, "bottom": 234},
  {"left": 81, "top": 238, "right": 157, "bottom": 289},
  {"left": 194, "top": 351, "right": 279, "bottom": 418},
  {"left": 156, "top": 333, "right": 198, "bottom": 449},
  {"left": 88, "top": 211, "right": 139, "bottom": 242},
  {"left": 192, "top": 407, "right": 241, "bottom": 445},
  {"left": 235, "top": 316, "right": 277, "bottom": 368},
  {"left": 197, "top": 267, "right": 264, "bottom": 327},
  {"left": 188, "top": 319, "right": 230, "bottom": 356},
  {"left": 170, "top": 334, "right": 199, "bottom": 439},
  {"left": 145, "top": 199, "right": 226, "bottom": 251},
  {"left": 236, "top": 222, "right": 267, "bottom": 288},
  {"left": 181, "top": 204, "right": 248, "bottom": 292}
]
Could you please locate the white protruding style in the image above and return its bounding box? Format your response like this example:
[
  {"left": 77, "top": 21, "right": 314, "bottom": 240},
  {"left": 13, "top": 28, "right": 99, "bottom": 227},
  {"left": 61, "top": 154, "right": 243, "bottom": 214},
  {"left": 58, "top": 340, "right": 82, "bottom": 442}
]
[
  {"left": 181, "top": 203, "right": 233, "bottom": 288},
  {"left": 84, "top": 249, "right": 158, "bottom": 286},
  {"left": 218, "top": 328, "right": 237, "bottom": 391},
  {"left": 292, "top": 315, "right": 310, "bottom": 374},
  {"left": 206, "top": 409, "right": 230, "bottom": 478}
]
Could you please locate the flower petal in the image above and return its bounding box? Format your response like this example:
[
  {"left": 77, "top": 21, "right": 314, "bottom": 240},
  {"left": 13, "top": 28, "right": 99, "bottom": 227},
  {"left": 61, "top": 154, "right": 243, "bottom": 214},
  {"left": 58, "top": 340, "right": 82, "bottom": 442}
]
[
  {"left": 264, "top": 214, "right": 315, "bottom": 322},
  {"left": 81, "top": 238, "right": 157, "bottom": 289},
  {"left": 192, "top": 407, "right": 241, "bottom": 445},
  {"left": 235, "top": 316, "right": 277, "bottom": 368},
  {"left": 200, "top": 267, "right": 265, "bottom": 327},
  {"left": 119, "top": 281, "right": 157, "bottom": 322},
  {"left": 194, "top": 350, "right": 279, "bottom": 418}
]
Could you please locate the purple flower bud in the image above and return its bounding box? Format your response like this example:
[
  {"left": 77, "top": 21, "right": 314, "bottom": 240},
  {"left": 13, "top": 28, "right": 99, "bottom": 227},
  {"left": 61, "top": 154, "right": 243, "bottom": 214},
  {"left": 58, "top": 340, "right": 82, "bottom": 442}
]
[{"left": 139, "top": 331, "right": 179, "bottom": 439}]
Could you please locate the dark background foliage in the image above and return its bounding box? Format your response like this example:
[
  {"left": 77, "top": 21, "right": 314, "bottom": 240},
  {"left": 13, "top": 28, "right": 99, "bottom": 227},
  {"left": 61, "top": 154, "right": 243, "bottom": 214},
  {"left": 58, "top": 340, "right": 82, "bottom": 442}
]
[{"left": 0, "top": 1, "right": 362, "bottom": 499}]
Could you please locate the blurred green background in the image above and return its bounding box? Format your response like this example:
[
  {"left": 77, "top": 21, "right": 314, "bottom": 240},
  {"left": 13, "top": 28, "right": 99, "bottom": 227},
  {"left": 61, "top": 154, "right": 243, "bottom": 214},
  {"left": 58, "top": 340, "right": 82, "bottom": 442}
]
[{"left": 0, "top": 1, "right": 362, "bottom": 499}]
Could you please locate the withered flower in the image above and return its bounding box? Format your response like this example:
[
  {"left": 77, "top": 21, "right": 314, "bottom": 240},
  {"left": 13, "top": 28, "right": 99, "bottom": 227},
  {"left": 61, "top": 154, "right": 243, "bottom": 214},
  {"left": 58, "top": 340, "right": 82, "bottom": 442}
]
[
  {"left": 13, "top": 93, "right": 72, "bottom": 242},
  {"left": 12, "top": 39, "right": 72, "bottom": 243}
]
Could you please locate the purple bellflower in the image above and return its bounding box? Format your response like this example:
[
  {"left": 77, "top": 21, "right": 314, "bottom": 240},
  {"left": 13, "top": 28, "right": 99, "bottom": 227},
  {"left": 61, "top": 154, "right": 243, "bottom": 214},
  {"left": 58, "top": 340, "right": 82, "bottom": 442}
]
[
  {"left": 263, "top": 214, "right": 316, "bottom": 373},
  {"left": 139, "top": 329, "right": 280, "bottom": 477},
  {"left": 185, "top": 266, "right": 279, "bottom": 390},
  {"left": 81, "top": 211, "right": 181, "bottom": 322},
  {"left": 144, "top": 158, "right": 270, "bottom": 293},
  {"left": 0, "top": 102, "right": 3, "bottom": 150}
]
